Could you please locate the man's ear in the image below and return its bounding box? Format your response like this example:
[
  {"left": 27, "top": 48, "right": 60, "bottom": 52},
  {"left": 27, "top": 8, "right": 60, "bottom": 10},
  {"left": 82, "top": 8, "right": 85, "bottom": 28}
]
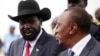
[{"left": 69, "top": 23, "right": 78, "bottom": 34}]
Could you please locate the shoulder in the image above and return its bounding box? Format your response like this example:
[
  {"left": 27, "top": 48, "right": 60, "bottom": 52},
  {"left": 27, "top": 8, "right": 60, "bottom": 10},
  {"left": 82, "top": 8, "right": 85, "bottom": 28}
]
[
  {"left": 42, "top": 29, "right": 57, "bottom": 43},
  {"left": 92, "top": 27, "right": 100, "bottom": 41},
  {"left": 88, "top": 37, "right": 100, "bottom": 47},
  {"left": 89, "top": 39, "right": 100, "bottom": 56},
  {"left": 42, "top": 30, "right": 57, "bottom": 44},
  {"left": 87, "top": 37, "right": 100, "bottom": 52},
  {"left": 42, "top": 29, "right": 58, "bottom": 45},
  {"left": 45, "top": 33, "right": 58, "bottom": 46},
  {"left": 93, "top": 38, "right": 100, "bottom": 48},
  {"left": 9, "top": 38, "right": 24, "bottom": 48}
]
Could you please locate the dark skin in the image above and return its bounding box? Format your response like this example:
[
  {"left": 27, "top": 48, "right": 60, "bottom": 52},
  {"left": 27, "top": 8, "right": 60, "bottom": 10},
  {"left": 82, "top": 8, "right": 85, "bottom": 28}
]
[
  {"left": 68, "top": 0, "right": 87, "bottom": 8},
  {"left": 95, "top": 8, "right": 100, "bottom": 21},
  {"left": 56, "top": 10, "right": 88, "bottom": 48},
  {"left": 19, "top": 16, "right": 42, "bottom": 41},
  {"left": 9, "top": 27, "right": 15, "bottom": 34}
]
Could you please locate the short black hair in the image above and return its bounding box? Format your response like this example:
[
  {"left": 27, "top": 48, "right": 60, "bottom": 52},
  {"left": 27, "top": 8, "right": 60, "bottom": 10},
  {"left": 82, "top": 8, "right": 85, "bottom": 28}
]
[
  {"left": 65, "top": 7, "right": 91, "bottom": 33},
  {"left": 68, "top": 0, "right": 80, "bottom": 4},
  {"left": 68, "top": 0, "right": 88, "bottom": 8}
]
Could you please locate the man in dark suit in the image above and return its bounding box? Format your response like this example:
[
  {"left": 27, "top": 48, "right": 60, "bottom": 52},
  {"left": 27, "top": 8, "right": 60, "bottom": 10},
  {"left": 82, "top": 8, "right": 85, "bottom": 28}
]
[
  {"left": 8, "top": 0, "right": 59, "bottom": 56},
  {"left": 91, "top": 8, "right": 100, "bottom": 41},
  {"left": 55, "top": 7, "right": 100, "bottom": 56}
]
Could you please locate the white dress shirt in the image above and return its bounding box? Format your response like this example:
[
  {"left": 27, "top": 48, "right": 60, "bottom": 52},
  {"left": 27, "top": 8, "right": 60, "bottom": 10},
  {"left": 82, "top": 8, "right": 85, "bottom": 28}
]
[
  {"left": 70, "top": 34, "right": 91, "bottom": 56},
  {"left": 23, "top": 29, "right": 43, "bottom": 56}
]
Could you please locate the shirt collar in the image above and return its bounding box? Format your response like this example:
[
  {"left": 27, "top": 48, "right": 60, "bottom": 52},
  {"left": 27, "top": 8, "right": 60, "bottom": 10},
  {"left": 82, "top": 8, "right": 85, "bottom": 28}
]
[{"left": 71, "top": 34, "right": 91, "bottom": 56}]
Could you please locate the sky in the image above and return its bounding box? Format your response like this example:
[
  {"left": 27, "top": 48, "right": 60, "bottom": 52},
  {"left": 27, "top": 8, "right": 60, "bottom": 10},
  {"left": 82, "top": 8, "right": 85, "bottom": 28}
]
[{"left": 0, "top": 0, "right": 100, "bottom": 41}]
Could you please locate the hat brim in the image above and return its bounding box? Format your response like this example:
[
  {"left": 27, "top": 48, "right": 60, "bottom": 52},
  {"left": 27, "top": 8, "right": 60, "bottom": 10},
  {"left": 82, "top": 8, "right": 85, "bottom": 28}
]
[{"left": 8, "top": 8, "right": 51, "bottom": 22}]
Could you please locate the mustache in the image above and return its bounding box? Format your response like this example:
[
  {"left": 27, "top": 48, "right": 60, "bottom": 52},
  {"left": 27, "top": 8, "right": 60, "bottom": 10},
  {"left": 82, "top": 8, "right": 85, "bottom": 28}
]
[{"left": 22, "top": 28, "right": 35, "bottom": 32}]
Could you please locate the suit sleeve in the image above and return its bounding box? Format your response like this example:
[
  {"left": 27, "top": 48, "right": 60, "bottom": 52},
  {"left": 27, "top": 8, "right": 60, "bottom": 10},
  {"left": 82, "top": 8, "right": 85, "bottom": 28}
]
[{"left": 7, "top": 41, "right": 15, "bottom": 56}]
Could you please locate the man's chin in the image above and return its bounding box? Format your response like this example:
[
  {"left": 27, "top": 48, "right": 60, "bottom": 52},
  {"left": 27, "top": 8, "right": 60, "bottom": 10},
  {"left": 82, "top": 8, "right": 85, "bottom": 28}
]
[
  {"left": 23, "top": 35, "right": 36, "bottom": 41},
  {"left": 23, "top": 37, "right": 34, "bottom": 41}
]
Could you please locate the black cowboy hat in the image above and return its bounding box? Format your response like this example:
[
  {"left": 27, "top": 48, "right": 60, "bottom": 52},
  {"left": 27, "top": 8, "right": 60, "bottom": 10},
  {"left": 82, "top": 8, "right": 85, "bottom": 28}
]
[{"left": 8, "top": 0, "right": 51, "bottom": 22}]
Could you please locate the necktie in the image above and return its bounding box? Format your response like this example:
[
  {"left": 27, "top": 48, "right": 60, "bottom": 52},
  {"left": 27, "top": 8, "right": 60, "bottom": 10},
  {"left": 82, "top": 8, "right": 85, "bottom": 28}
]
[
  {"left": 68, "top": 49, "right": 74, "bottom": 56},
  {"left": 24, "top": 42, "right": 30, "bottom": 56}
]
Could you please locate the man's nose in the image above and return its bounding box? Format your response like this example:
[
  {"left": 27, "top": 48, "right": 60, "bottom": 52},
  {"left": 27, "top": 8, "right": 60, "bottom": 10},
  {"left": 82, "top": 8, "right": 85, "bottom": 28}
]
[{"left": 24, "top": 24, "right": 31, "bottom": 28}]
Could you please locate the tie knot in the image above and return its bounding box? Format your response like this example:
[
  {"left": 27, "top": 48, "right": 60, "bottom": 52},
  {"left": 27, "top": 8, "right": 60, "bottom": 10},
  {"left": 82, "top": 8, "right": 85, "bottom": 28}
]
[
  {"left": 26, "top": 42, "right": 31, "bottom": 48},
  {"left": 68, "top": 49, "right": 74, "bottom": 56}
]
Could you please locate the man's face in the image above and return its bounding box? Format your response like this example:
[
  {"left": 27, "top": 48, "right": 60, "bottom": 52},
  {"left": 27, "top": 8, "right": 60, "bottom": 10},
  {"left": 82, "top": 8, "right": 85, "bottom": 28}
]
[
  {"left": 19, "top": 16, "right": 42, "bottom": 41},
  {"left": 10, "top": 27, "right": 15, "bottom": 34},
  {"left": 55, "top": 11, "right": 73, "bottom": 46}
]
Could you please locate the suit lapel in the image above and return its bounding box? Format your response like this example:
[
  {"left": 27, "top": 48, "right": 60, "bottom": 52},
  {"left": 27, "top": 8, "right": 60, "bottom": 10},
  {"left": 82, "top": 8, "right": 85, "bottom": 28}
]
[
  {"left": 58, "top": 49, "right": 68, "bottom": 56},
  {"left": 17, "top": 39, "right": 25, "bottom": 56},
  {"left": 30, "top": 42, "right": 43, "bottom": 56},
  {"left": 30, "top": 29, "right": 47, "bottom": 56},
  {"left": 80, "top": 47, "right": 89, "bottom": 56},
  {"left": 80, "top": 38, "right": 95, "bottom": 56},
  {"left": 65, "top": 50, "right": 69, "bottom": 56}
]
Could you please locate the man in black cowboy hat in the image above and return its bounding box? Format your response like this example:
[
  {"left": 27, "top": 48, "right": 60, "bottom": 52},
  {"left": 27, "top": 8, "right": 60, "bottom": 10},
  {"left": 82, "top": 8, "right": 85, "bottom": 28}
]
[{"left": 8, "top": 0, "right": 59, "bottom": 56}]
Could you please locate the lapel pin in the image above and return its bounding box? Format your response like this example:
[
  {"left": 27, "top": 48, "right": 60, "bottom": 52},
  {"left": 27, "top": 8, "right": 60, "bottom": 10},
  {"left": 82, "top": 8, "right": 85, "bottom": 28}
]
[{"left": 36, "top": 48, "right": 39, "bottom": 52}]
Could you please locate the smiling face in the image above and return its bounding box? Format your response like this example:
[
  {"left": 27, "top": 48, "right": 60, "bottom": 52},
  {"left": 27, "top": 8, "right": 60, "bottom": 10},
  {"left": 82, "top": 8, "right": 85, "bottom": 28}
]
[{"left": 19, "top": 15, "right": 42, "bottom": 41}]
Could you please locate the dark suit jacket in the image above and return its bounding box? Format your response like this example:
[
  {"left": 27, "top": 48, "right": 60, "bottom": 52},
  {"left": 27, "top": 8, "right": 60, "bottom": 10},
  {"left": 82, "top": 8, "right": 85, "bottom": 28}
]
[
  {"left": 58, "top": 37, "right": 100, "bottom": 56},
  {"left": 91, "top": 23, "right": 100, "bottom": 41},
  {"left": 8, "top": 29, "right": 59, "bottom": 56}
]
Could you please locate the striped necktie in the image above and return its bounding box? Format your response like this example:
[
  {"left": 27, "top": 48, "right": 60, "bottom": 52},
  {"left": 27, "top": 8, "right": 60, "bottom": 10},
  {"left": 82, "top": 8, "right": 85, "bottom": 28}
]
[{"left": 24, "top": 42, "right": 31, "bottom": 56}]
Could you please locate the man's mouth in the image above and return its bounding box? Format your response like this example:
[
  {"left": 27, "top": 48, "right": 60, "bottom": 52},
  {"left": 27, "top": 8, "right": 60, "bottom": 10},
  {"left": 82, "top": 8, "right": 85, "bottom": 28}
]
[{"left": 24, "top": 31, "right": 32, "bottom": 36}]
